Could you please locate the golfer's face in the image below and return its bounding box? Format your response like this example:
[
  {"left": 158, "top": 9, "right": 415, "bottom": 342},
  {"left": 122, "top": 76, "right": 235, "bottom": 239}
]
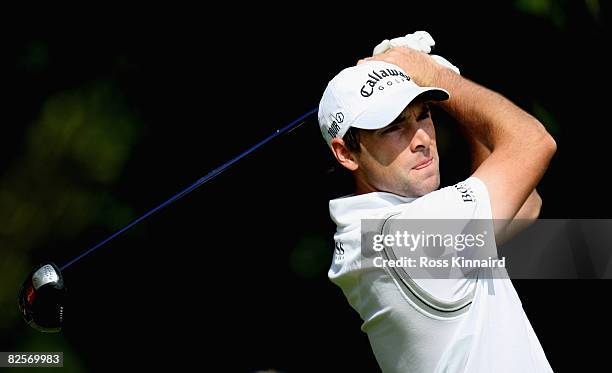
[{"left": 356, "top": 101, "right": 440, "bottom": 197}]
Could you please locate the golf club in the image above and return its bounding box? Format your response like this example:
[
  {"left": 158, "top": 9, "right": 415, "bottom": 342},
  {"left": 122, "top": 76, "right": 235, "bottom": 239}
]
[{"left": 18, "top": 107, "right": 318, "bottom": 333}]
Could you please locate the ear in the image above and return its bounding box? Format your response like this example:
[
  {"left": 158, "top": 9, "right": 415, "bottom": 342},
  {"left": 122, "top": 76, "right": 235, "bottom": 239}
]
[{"left": 331, "top": 137, "right": 359, "bottom": 171}]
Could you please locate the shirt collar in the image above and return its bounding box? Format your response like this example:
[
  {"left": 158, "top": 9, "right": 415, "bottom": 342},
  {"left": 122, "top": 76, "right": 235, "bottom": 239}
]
[{"left": 329, "top": 191, "right": 416, "bottom": 229}]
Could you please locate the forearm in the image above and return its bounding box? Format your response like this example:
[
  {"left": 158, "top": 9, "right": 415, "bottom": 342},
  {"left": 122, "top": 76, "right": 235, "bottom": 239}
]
[
  {"left": 364, "top": 47, "right": 551, "bottom": 148},
  {"left": 431, "top": 69, "right": 551, "bottom": 150}
]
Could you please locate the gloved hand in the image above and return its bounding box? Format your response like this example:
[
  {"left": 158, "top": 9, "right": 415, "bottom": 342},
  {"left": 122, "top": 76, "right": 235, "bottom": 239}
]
[
  {"left": 372, "top": 31, "right": 460, "bottom": 75},
  {"left": 373, "top": 31, "right": 435, "bottom": 55}
]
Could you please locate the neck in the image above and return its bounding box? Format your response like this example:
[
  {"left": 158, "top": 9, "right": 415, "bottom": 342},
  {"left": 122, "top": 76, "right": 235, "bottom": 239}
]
[{"left": 353, "top": 172, "right": 378, "bottom": 195}]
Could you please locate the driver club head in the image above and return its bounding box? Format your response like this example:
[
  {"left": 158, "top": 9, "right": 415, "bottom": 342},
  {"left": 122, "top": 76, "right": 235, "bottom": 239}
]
[{"left": 18, "top": 262, "right": 66, "bottom": 333}]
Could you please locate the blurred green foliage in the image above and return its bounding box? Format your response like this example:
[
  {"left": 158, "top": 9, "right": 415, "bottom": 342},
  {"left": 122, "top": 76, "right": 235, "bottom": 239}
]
[
  {"left": 0, "top": 81, "right": 140, "bottom": 362},
  {"left": 515, "top": 0, "right": 601, "bottom": 27}
]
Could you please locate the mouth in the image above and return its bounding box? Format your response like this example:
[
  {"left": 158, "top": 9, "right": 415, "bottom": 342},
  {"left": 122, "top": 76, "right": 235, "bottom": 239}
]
[{"left": 412, "top": 157, "right": 433, "bottom": 170}]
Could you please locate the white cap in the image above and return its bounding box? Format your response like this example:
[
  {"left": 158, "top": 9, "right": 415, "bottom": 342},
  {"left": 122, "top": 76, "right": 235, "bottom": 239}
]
[{"left": 318, "top": 61, "right": 449, "bottom": 148}]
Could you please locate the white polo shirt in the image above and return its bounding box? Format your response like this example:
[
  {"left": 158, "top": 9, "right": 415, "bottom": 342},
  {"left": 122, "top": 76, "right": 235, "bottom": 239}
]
[{"left": 328, "top": 177, "right": 553, "bottom": 372}]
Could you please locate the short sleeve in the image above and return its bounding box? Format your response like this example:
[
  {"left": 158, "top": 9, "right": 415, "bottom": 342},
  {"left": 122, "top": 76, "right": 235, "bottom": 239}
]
[{"left": 393, "top": 176, "right": 493, "bottom": 219}]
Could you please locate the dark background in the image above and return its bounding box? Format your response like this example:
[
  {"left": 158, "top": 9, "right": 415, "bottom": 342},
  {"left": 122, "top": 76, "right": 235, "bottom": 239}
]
[{"left": 1, "top": 2, "right": 610, "bottom": 372}]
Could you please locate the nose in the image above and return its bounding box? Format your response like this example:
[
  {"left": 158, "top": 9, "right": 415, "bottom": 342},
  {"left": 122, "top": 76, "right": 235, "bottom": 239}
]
[{"left": 410, "top": 127, "right": 432, "bottom": 153}]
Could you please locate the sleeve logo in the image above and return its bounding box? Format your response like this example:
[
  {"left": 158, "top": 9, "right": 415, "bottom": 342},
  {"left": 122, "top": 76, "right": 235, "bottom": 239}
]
[
  {"left": 454, "top": 181, "right": 476, "bottom": 203},
  {"left": 334, "top": 241, "right": 345, "bottom": 260}
]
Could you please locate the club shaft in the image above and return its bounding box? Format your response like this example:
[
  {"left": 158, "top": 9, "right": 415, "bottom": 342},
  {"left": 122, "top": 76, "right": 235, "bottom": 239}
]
[{"left": 60, "top": 108, "right": 318, "bottom": 271}]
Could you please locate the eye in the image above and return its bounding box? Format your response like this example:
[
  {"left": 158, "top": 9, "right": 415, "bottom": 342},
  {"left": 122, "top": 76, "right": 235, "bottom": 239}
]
[
  {"left": 417, "top": 105, "right": 431, "bottom": 121},
  {"left": 381, "top": 124, "right": 401, "bottom": 135},
  {"left": 417, "top": 108, "right": 431, "bottom": 121}
]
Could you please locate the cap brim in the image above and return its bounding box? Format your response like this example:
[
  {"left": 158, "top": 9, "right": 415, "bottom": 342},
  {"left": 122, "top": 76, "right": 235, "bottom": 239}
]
[{"left": 351, "top": 86, "right": 449, "bottom": 130}]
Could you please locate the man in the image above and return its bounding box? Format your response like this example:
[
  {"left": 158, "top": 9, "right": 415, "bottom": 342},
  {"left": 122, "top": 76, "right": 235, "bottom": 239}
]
[{"left": 318, "top": 45, "right": 556, "bottom": 372}]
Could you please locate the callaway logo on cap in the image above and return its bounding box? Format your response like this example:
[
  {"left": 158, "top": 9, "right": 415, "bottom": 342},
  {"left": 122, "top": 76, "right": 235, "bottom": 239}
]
[{"left": 318, "top": 61, "right": 449, "bottom": 148}]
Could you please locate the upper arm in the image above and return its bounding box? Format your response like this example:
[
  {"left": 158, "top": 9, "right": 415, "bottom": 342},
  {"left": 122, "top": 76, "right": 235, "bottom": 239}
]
[{"left": 472, "top": 133, "right": 556, "bottom": 222}]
